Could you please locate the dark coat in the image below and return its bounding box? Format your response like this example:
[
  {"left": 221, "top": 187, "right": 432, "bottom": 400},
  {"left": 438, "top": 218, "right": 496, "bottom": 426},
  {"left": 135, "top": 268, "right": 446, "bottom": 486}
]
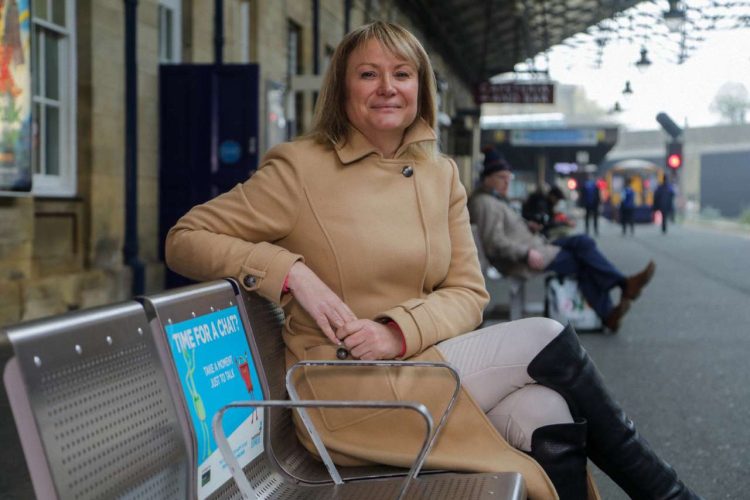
[
  {"left": 579, "top": 180, "right": 600, "bottom": 210},
  {"left": 654, "top": 183, "right": 675, "bottom": 213}
]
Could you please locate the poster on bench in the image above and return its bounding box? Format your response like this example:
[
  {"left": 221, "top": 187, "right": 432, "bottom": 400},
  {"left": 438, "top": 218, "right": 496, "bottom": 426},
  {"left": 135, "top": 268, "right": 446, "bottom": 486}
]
[{"left": 165, "top": 305, "right": 264, "bottom": 499}]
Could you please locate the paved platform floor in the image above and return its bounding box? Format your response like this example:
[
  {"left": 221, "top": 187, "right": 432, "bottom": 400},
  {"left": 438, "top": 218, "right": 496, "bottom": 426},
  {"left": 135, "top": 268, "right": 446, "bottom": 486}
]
[{"left": 484, "top": 218, "right": 749, "bottom": 499}]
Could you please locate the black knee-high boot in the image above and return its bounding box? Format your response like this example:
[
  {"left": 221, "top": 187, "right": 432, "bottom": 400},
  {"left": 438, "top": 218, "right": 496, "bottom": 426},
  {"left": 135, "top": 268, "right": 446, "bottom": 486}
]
[
  {"left": 527, "top": 419, "right": 588, "bottom": 500},
  {"left": 527, "top": 324, "right": 701, "bottom": 500}
]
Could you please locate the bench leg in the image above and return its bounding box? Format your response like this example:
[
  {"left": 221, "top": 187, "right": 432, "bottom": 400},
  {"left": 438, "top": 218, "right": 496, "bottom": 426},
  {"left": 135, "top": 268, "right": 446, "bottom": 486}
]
[{"left": 509, "top": 280, "right": 525, "bottom": 321}]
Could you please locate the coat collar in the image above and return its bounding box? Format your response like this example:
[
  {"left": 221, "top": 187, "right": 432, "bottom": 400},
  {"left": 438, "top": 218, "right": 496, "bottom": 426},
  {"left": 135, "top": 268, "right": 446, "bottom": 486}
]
[{"left": 334, "top": 118, "right": 437, "bottom": 165}]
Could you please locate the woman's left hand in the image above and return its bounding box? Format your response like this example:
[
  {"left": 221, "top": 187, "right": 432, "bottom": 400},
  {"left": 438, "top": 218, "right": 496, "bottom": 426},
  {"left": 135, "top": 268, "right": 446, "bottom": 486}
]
[{"left": 336, "top": 319, "right": 403, "bottom": 360}]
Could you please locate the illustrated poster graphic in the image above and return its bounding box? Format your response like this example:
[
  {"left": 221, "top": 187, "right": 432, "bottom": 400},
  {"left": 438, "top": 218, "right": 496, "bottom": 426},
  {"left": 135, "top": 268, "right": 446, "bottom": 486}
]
[
  {"left": 165, "top": 306, "right": 264, "bottom": 499},
  {"left": 0, "top": 0, "right": 32, "bottom": 192}
]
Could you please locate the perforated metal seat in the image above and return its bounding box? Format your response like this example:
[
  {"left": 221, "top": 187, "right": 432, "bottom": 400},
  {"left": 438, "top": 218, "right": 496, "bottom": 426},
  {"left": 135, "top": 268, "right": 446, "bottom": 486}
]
[
  {"left": 1, "top": 302, "right": 191, "bottom": 499},
  {"left": 1, "top": 279, "right": 526, "bottom": 500}
]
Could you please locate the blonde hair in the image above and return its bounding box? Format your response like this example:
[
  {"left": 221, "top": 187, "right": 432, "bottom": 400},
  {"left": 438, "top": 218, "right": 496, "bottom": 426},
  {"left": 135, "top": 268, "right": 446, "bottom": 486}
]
[{"left": 306, "top": 21, "right": 438, "bottom": 159}]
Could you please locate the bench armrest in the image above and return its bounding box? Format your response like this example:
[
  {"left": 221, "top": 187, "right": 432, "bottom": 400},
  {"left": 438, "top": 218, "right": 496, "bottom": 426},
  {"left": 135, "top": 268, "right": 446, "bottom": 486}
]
[
  {"left": 285, "top": 360, "right": 461, "bottom": 486},
  {"left": 213, "top": 399, "right": 432, "bottom": 500}
]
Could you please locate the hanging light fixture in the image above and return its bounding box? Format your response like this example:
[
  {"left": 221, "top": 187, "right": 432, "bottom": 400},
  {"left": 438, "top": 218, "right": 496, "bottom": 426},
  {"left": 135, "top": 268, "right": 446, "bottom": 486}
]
[
  {"left": 622, "top": 80, "right": 633, "bottom": 96},
  {"left": 663, "top": 0, "right": 687, "bottom": 33},
  {"left": 635, "top": 47, "right": 652, "bottom": 72},
  {"left": 595, "top": 37, "right": 607, "bottom": 69},
  {"left": 610, "top": 101, "right": 623, "bottom": 114}
]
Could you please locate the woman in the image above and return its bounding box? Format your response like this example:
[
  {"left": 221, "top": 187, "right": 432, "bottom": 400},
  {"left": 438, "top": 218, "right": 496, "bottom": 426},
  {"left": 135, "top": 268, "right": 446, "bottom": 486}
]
[{"left": 166, "top": 21, "right": 699, "bottom": 500}]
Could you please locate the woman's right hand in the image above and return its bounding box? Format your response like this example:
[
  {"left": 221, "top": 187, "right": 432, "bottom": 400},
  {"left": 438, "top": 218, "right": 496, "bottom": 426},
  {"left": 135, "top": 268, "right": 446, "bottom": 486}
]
[{"left": 286, "top": 261, "right": 357, "bottom": 345}]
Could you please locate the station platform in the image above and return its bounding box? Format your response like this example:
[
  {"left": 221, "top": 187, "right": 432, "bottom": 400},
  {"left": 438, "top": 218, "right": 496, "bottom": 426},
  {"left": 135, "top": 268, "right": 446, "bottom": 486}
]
[{"left": 482, "top": 216, "right": 749, "bottom": 500}]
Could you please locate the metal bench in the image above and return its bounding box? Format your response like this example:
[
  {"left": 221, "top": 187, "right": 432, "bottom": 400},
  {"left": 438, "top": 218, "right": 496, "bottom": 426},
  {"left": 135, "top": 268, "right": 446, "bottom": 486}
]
[
  {"left": 143, "top": 279, "right": 526, "bottom": 499},
  {"left": 1, "top": 279, "right": 526, "bottom": 499},
  {"left": 471, "top": 223, "right": 545, "bottom": 321},
  {"left": 1, "top": 301, "right": 192, "bottom": 499}
]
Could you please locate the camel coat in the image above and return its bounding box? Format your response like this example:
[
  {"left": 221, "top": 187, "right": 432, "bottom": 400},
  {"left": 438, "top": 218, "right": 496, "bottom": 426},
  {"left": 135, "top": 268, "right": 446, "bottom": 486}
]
[{"left": 165, "top": 120, "right": 559, "bottom": 499}]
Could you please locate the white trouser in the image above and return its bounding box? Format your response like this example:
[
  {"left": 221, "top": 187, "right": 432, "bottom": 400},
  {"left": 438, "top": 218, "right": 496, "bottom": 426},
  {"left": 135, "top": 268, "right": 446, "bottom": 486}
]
[{"left": 436, "top": 317, "right": 573, "bottom": 451}]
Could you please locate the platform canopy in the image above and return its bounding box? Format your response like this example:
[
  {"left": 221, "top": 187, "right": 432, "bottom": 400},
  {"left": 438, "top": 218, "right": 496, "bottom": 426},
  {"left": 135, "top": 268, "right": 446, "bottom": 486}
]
[{"left": 395, "top": 0, "right": 644, "bottom": 85}]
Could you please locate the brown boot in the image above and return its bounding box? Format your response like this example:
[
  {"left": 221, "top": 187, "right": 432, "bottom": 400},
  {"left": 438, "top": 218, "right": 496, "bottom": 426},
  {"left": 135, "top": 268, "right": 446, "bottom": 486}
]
[
  {"left": 604, "top": 299, "right": 631, "bottom": 332},
  {"left": 623, "top": 260, "right": 655, "bottom": 300}
]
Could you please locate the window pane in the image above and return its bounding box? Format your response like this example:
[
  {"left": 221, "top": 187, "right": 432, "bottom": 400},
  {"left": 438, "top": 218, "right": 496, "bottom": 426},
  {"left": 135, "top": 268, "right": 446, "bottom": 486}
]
[
  {"left": 44, "top": 33, "right": 59, "bottom": 100},
  {"left": 165, "top": 9, "right": 173, "bottom": 60},
  {"left": 158, "top": 6, "right": 175, "bottom": 62},
  {"left": 32, "top": 0, "right": 47, "bottom": 20},
  {"left": 323, "top": 46, "right": 334, "bottom": 74},
  {"left": 161, "top": 8, "right": 174, "bottom": 61},
  {"left": 45, "top": 105, "right": 60, "bottom": 176},
  {"left": 32, "top": 30, "right": 41, "bottom": 96},
  {"left": 52, "top": 0, "right": 66, "bottom": 26},
  {"left": 30, "top": 0, "right": 74, "bottom": 194},
  {"left": 288, "top": 22, "right": 301, "bottom": 77},
  {"left": 32, "top": 103, "right": 42, "bottom": 174},
  {"left": 158, "top": 6, "right": 166, "bottom": 60},
  {"left": 295, "top": 92, "right": 305, "bottom": 135}
]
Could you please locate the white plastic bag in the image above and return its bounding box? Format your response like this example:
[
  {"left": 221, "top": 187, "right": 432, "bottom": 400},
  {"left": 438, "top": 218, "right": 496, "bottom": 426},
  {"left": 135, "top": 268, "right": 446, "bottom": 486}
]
[{"left": 545, "top": 276, "right": 602, "bottom": 331}]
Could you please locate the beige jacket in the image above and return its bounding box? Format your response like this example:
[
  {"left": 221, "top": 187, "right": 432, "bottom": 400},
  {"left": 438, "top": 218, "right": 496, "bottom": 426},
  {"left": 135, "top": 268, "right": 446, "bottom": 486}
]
[
  {"left": 166, "top": 120, "right": 560, "bottom": 499},
  {"left": 468, "top": 187, "right": 560, "bottom": 278}
]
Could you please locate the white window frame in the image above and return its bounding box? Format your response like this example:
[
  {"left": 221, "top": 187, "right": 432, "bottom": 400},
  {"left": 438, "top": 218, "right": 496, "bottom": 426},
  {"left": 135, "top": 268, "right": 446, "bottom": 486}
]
[
  {"left": 158, "top": 0, "right": 182, "bottom": 63},
  {"left": 31, "top": 0, "right": 77, "bottom": 197}
]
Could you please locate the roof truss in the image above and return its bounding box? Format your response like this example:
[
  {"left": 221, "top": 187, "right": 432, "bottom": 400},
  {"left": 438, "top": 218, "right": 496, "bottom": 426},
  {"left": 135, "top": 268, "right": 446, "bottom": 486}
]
[{"left": 395, "top": 0, "right": 645, "bottom": 85}]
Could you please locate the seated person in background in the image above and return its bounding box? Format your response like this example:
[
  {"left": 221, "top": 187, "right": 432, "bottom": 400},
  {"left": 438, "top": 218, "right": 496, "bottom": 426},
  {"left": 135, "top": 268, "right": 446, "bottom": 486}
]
[
  {"left": 522, "top": 185, "right": 576, "bottom": 239},
  {"left": 468, "top": 155, "right": 655, "bottom": 333},
  {"left": 166, "top": 21, "right": 699, "bottom": 500}
]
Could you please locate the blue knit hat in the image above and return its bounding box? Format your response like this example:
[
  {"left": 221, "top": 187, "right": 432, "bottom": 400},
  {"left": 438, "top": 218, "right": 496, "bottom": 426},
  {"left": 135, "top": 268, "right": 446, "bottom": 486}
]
[{"left": 481, "top": 148, "right": 511, "bottom": 179}]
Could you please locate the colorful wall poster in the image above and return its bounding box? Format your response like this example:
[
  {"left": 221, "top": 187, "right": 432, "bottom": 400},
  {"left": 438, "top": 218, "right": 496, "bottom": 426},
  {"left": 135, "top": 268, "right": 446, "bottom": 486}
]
[
  {"left": 0, "top": 0, "right": 31, "bottom": 192},
  {"left": 165, "top": 305, "right": 264, "bottom": 499}
]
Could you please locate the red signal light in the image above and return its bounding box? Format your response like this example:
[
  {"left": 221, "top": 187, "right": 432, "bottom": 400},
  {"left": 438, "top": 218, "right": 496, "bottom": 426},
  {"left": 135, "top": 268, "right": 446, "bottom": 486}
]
[
  {"left": 666, "top": 141, "right": 683, "bottom": 169},
  {"left": 567, "top": 178, "right": 578, "bottom": 190},
  {"left": 667, "top": 153, "right": 682, "bottom": 169}
]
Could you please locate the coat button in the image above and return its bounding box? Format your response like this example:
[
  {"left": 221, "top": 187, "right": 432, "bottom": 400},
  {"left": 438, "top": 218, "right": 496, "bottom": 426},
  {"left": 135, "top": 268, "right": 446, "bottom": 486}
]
[
  {"left": 243, "top": 275, "right": 257, "bottom": 288},
  {"left": 336, "top": 347, "right": 349, "bottom": 360},
  {"left": 401, "top": 166, "right": 413, "bottom": 177}
]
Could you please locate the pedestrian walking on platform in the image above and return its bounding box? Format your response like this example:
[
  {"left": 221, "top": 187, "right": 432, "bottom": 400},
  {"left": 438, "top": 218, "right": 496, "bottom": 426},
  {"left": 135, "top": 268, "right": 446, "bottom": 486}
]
[
  {"left": 654, "top": 175, "right": 676, "bottom": 234},
  {"left": 620, "top": 177, "right": 636, "bottom": 236},
  {"left": 579, "top": 174, "right": 600, "bottom": 236}
]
